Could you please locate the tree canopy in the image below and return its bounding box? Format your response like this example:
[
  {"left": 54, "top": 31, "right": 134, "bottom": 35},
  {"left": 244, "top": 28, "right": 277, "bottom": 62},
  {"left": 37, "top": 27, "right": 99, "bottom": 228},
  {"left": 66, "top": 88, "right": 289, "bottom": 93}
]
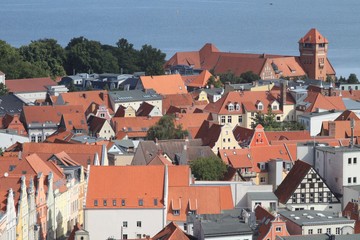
[
  {"left": 146, "top": 115, "right": 188, "bottom": 141},
  {"left": 218, "top": 70, "right": 260, "bottom": 84},
  {"left": 348, "top": 73, "right": 359, "bottom": 84},
  {"left": 190, "top": 156, "right": 227, "bottom": 181},
  {"left": 0, "top": 37, "right": 166, "bottom": 79}
]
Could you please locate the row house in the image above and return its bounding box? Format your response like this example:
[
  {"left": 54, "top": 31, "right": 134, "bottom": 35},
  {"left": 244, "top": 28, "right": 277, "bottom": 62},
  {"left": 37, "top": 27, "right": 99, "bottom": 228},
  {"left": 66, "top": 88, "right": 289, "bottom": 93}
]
[
  {"left": 20, "top": 105, "right": 85, "bottom": 143},
  {"left": 84, "top": 165, "right": 233, "bottom": 239},
  {"left": 218, "top": 125, "right": 296, "bottom": 185},
  {"left": 203, "top": 83, "right": 296, "bottom": 130}
]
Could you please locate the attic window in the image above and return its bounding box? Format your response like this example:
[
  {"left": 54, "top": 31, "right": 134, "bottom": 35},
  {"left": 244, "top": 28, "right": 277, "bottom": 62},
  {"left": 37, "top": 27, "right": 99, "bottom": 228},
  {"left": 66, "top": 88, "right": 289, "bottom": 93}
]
[
  {"left": 154, "top": 198, "right": 158, "bottom": 206},
  {"left": 228, "top": 103, "right": 234, "bottom": 111},
  {"left": 173, "top": 210, "right": 180, "bottom": 216},
  {"left": 121, "top": 199, "right": 126, "bottom": 206},
  {"left": 138, "top": 199, "right": 143, "bottom": 206},
  {"left": 235, "top": 104, "right": 240, "bottom": 111},
  {"left": 94, "top": 200, "right": 98, "bottom": 206},
  {"left": 68, "top": 121, "right": 72, "bottom": 125},
  {"left": 189, "top": 210, "right": 196, "bottom": 215},
  {"left": 103, "top": 200, "right": 107, "bottom": 206}
]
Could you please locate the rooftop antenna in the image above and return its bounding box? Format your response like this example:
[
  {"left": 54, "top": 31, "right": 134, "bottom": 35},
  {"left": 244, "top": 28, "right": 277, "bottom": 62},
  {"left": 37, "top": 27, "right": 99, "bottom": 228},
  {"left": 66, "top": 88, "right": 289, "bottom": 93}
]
[{"left": 350, "top": 118, "right": 355, "bottom": 148}]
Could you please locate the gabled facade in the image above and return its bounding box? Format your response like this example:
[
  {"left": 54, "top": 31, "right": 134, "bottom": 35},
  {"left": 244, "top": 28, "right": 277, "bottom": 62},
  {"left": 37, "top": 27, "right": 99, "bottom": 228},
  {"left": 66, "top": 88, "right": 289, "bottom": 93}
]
[{"left": 275, "top": 160, "right": 341, "bottom": 211}]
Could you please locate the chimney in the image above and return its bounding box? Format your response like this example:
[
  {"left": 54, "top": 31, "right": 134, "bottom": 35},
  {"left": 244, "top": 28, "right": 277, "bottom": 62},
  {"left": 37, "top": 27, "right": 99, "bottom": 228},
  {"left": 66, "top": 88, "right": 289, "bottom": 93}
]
[{"left": 280, "top": 81, "right": 287, "bottom": 109}]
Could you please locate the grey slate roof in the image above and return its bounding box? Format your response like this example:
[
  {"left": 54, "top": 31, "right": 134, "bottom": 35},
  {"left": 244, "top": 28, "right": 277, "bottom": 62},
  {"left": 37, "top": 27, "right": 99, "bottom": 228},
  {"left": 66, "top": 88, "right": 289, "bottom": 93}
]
[
  {"left": 247, "top": 192, "right": 278, "bottom": 201},
  {"left": 277, "top": 234, "right": 360, "bottom": 240},
  {"left": 132, "top": 139, "right": 203, "bottom": 165},
  {"left": 279, "top": 210, "right": 355, "bottom": 226},
  {"left": 199, "top": 212, "right": 253, "bottom": 237},
  {"left": 109, "top": 89, "right": 162, "bottom": 103},
  {"left": 0, "top": 94, "right": 24, "bottom": 116}
]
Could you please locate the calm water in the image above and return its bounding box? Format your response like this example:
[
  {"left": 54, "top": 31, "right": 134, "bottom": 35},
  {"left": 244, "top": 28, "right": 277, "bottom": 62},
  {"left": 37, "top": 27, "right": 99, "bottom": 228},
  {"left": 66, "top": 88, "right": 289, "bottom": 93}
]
[{"left": 1, "top": 0, "right": 360, "bottom": 77}]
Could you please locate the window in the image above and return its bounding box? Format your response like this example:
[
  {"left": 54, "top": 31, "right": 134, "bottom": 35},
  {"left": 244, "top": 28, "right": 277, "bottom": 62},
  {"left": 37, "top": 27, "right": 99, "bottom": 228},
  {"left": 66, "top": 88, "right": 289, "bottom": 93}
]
[
  {"left": 348, "top": 158, "right": 352, "bottom": 164},
  {"left": 123, "top": 221, "right": 128, "bottom": 227},
  {"left": 123, "top": 234, "right": 128, "bottom": 239},
  {"left": 154, "top": 198, "right": 158, "bottom": 206},
  {"left": 235, "top": 104, "right": 240, "bottom": 111},
  {"left": 258, "top": 104, "right": 263, "bottom": 110},
  {"left": 251, "top": 112, "right": 254, "bottom": 117},
  {"left": 238, "top": 115, "right": 243, "bottom": 123},
  {"left": 103, "top": 200, "right": 107, "bottom": 206},
  {"left": 221, "top": 116, "right": 225, "bottom": 123},
  {"left": 354, "top": 157, "right": 357, "bottom": 164},
  {"left": 276, "top": 116, "right": 281, "bottom": 121},
  {"left": 354, "top": 177, "right": 357, "bottom": 183},
  {"left": 173, "top": 210, "right": 180, "bottom": 215},
  {"left": 138, "top": 199, "right": 143, "bottom": 206},
  {"left": 122, "top": 199, "right": 126, "bottom": 206},
  {"left": 276, "top": 227, "right": 282, "bottom": 232},
  {"left": 94, "top": 200, "right": 98, "bottom": 206},
  {"left": 31, "top": 135, "right": 36, "bottom": 142},
  {"left": 308, "top": 229, "right": 313, "bottom": 234},
  {"left": 38, "top": 135, "right": 42, "bottom": 142},
  {"left": 137, "top": 234, "right": 142, "bottom": 239},
  {"left": 326, "top": 228, "right": 331, "bottom": 234},
  {"left": 228, "top": 138, "right": 230, "bottom": 142},
  {"left": 223, "top": 138, "right": 226, "bottom": 143},
  {"left": 227, "top": 116, "right": 232, "bottom": 123},
  {"left": 260, "top": 177, "right": 266, "bottom": 183},
  {"left": 318, "top": 229, "right": 322, "bottom": 234},
  {"left": 228, "top": 104, "right": 234, "bottom": 111},
  {"left": 189, "top": 210, "right": 196, "bottom": 215},
  {"left": 184, "top": 223, "right": 188, "bottom": 231},
  {"left": 336, "top": 227, "right": 340, "bottom": 234},
  {"left": 100, "top": 113, "right": 105, "bottom": 118},
  {"left": 113, "top": 200, "right": 116, "bottom": 206},
  {"left": 137, "top": 221, "right": 142, "bottom": 227},
  {"left": 348, "top": 177, "right": 352, "bottom": 184}
]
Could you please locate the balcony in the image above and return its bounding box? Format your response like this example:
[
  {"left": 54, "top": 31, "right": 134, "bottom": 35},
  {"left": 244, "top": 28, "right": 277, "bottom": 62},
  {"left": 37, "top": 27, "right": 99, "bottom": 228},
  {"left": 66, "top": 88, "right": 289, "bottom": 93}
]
[{"left": 241, "top": 171, "right": 257, "bottom": 178}]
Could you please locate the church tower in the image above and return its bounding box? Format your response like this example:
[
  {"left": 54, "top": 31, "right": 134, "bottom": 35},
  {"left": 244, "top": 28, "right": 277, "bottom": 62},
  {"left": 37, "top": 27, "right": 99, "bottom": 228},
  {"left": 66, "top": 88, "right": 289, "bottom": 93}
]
[{"left": 299, "top": 28, "right": 328, "bottom": 81}]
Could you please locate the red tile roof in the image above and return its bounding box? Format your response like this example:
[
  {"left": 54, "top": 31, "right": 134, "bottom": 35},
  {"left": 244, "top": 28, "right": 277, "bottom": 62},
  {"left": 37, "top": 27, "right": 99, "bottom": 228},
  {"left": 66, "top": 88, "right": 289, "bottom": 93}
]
[
  {"left": 22, "top": 105, "right": 84, "bottom": 126},
  {"left": 151, "top": 222, "right": 194, "bottom": 240},
  {"left": 6, "top": 77, "right": 58, "bottom": 93},
  {"left": 140, "top": 74, "right": 188, "bottom": 95},
  {"left": 181, "top": 70, "right": 214, "bottom": 88},
  {"left": 335, "top": 110, "right": 360, "bottom": 121},
  {"left": 86, "top": 165, "right": 166, "bottom": 209},
  {"left": 162, "top": 93, "right": 196, "bottom": 114},
  {"left": 56, "top": 90, "right": 113, "bottom": 114},
  {"left": 167, "top": 185, "right": 233, "bottom": 222},
  {"left": 299, "top": 28, "right": 328, "bottom": 44}
]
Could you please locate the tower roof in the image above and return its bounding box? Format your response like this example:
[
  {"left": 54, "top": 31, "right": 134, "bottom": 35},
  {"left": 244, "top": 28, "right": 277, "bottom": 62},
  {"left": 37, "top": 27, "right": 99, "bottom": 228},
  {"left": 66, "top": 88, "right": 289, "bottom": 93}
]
[{"left": 298, "top": 28, "right": 328, "bottom": 44}]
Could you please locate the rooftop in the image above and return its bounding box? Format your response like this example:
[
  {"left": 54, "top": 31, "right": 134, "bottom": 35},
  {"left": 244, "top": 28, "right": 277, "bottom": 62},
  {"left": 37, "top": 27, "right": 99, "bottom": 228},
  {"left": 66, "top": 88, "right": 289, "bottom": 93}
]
[
  {"left": 279, "top": 210, "right": 354, "bottom": 226},
  {"left": 315, "top": 145, "right": 360, "bottom": 153},
  {"left": 108, "top": 89, "right": 162, "bottom": 103},
  {"left": 247, "top": 192, "right": 278, "bottom": 201}
]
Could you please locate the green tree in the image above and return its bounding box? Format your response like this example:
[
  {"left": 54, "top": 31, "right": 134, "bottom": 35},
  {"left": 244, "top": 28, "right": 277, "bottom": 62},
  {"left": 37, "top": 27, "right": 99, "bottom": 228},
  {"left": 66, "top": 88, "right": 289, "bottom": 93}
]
[
  {"left": 19, "top": 38, "right": 66, "bottom": 77},
  {"left": 218, "top": 71, "right": 242, "bottom": 84},
  {"left": 348, "top": 73, "right": 359, "bottom": 84},
  {"left": 251, "top": 107, "right": 280, "bottom": 130},
  {"left": 190, "top": 156, "right": 227, "bottom": 181},
  {"left": 240, "top": 71, "right": 260, "bottom": 83},
  {"left": 146, "top": 115, "right": 188, "bottom": 140},
  {"left": 65, "top": 37, "right": 119, "bottom": 74},
  {"left": 114, "top": 38, "right": 140, "bottom": 74},
  {"left": 207, "top": 75, "right": 222, "bottom": 88},
  {"left": 138, "top": 44, "right": 166, "bottom": 75},
  {"left": 0, "top": 83, "right": 8, "bottom": 96}
]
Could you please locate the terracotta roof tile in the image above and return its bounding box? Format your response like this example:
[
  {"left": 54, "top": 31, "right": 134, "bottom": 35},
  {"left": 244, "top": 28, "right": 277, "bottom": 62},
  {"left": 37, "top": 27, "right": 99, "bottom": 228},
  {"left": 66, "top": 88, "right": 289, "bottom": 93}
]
[
  {"left": 86, "top": 166, "right": 166, "bottom": 209},
  {"left": 140, "top": 74, "right": 187, "bottom": 95},
  {"left": 6, "top": 77, "right": 58, "bottom": 93},
  {"left": 151, "top": 222, "right": 195, "bottom": 240},
  {"left": 299, "top": 28, "right": 328, "bottom": 44},
  {"left": 181, "top": 70, "right": 214, "bottom": 88},
  {"left": 56, "top": 90, "right": 113, "bottom": 114},
  {"left": 22, "top": 105, "right": 84, "bottom": 126},
  {"left": 167, "top": 185, "right": 233, "bottom": 222}
]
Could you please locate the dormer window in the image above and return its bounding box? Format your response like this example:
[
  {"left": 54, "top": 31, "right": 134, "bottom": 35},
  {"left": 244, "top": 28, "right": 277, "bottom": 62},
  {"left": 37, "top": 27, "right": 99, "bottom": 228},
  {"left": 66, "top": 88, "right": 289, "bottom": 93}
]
[
  {"left": 173, "top": 210, "right": 180, "bottom": 216},
  {"left": 138, "top": 199, "right": 143, "bottom": 206},
  {"left": 228, "top": 103, "right": 234, "bottom": 111},
  {"left": 256, "top": 101, "right": 263, "bottom": 111},
  {"left": 94, "top": 200, "right": 98, "bottom": 206},
  {"left": 235, "top": 103, "right": 240, "bottom": 111},
  {"left": 272, "top": 105, "right": 278, "bottom": 110},
  {"left": 189, "top": 210, "right": 197, "bottom": 215}
]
